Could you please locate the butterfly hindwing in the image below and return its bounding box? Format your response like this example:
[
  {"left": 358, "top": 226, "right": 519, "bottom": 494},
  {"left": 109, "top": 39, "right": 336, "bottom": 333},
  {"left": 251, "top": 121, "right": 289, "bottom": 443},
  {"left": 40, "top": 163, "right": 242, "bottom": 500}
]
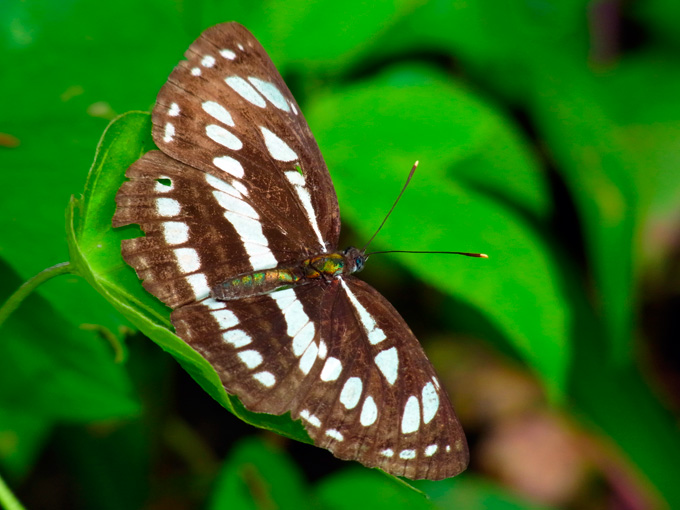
[
  {"left": 171, "top": 277, "right": 468, "bottom": 480},
  {"left": 309, "top": 277, "right": 468, "bottom": 480}
]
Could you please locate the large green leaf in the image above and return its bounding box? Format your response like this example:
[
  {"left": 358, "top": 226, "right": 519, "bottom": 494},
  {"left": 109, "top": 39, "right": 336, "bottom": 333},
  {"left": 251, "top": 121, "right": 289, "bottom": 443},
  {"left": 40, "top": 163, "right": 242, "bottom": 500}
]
[
  {"left": 209, "top": 436, "right": 308, "bottom": 510},
  {"left": 317, "top": 468, "right": 435, "bottom": 510},
  {"left": 0, "top": 260, "right": 139, "bottom": 478},
  {"left": 307, "top": 66, "right": 571, "bottom": 397},
  {"left": 0, "top": 0, "right": 186, "bottom": 339},
  {"left": 530, "top": 56, "right": 639, "bottom": 364}
]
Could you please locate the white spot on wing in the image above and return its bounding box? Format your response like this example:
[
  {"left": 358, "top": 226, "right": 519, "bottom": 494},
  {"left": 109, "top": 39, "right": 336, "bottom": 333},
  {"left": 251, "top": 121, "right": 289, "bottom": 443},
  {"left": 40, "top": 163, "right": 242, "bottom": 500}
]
[
  {"left": 260, "top": 126, "right": 298, "bottom": 162},
  {"left": 299, "top": 340, "right": 318, "bottom": 374},
  {"left": 271, "top": 289, "right": 315, "bottom": 344},
  {"left": 401, "top": 395, "right": 420, "bottom": 434},
  {"left": 162, "top": 221, "right": 189, "bottom": 245},
  {"left": 325, "top": 429, "right": 344, "bottom": 441},
  {"left": 254, "top": 371, "right": 275, "bottom": 387},
  {"left": 206, "top": 306, "right": 239, "bottom": 330},
  {"left": 374, "top": 347, "right": 398, "bottom": 385},
  {"left": 300, "top": 409, "right": 321, "bottom": 427},
  {"left": 191, "top": 67, "right": 201, "bottom": 76},
  {"left": 156, "top": 197, "right": 180, "bottom": 217},
  {"left": 232, "top": 180, "right": 249, "bottom": 196},
  {"left": 202, "top": 101, "right": 235, "bottom": 126},
  {"left": 360, "top": 396, "right": 378, "bottom": 426},
  {"left": 185, "top": 273, "right": 209, "bottom": 300},
  {"left": 320, "top": 357, "right": 342, "bottom": 382},
  {"left": 163, "top": 122, "right": 175, "bottom": 143},
  {"left": 318, "top": 340, "right": 327, "bottom": 359},
  {"left": 285, "top": 170, "right": 305, "bottom": 186},
  {"left": 212, "top": 156, "right": 245, "bottom": 178},
  {"left": 238, "top": 349, "right": 262, "bottom": 369},
  {"left": 220, "top": 49, "right": 236, "bottom": 60},
  {"left": 174, "top": 248, "right": 201, "bottom": 273},
  {"left": 206, "top": 124, "right": 242, "bottom": 150},
  {"left": 292, "top": 322, "right": 315, "bottom": 357},
  {"left": 421, "top": 382, "right": 439, "bottom": 424},
  {"left": 424, "top": 444, "right": 438, "bottom": 457},
  {"left": 201, "top": 55, "right": 215, "bottom": 67},
  {"left": 272, "top": 288, "right": 296, "bottom": 309},
  {"left": 206, "top": 174, "right": 243, "bottom": 198},
  {"left": 340, "top": 280, "right": 387, "bottom": 345},
  {"left": 212, "top": 190, "right": 258, "bottom": 219},
  {"left": 226, "top": 76, "right": 266, "bottom": 107},
  {"left": 340, "top": 377, "right": 362, "bottom": 410},
  {"left": 168, "top": 103, "right": 180, "bottom": 116},
  {"left": 399, "top": 449, "right": 416, "bottom": 460},
  {"left": 222, "top": 212, "right": 278, "bottom": 270},
  {"left": 203, "top": 298, "right": 225, "bottom": 309},
  {"left": 380, "top": 449, "right": 394, "bottom": 458},
  {"left": 284, "top": 171, "right": 325, "bottom": 250},
  {"left": 222, "top": 329, "right": 251, "bottom": 348},
  {"left": 248, "top": 77, "right": 290, "bottom": 112}
]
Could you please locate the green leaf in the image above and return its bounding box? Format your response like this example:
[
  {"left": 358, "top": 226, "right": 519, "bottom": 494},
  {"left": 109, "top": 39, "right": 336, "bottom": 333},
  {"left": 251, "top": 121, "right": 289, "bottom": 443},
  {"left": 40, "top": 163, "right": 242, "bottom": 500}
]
[
  {"left": 372, "top": 1, "right": 589, "bottom": 104},
  {"left": 416, "top": 476, "right": 556, "bottom": 510},
  {"left": 208, "top": 436, "right": 308, "bottom": 510},
  {"left": 0, "top": 259, "right": 139, "bottom": 479},
  {"left": 0, "top": 407, "right": 50, "bottom": 479},
  {"left": 217, "top": 0, "right": 420, "bottom": 74},
  {"left": 57, "top": 422, "right": 150, "bottom": 510},
  {"left": 530, "top": 57, "right": 638, "bottom": 364},
  {"left": 307, "top": 66, "right": 571, "bottom": 397},
  {"left": 316, "top": 468, "right": 434, "bottom": 510},
  {"left": 69, "top": 113, "right": 310, "bottom": 444},
  {"left": 0, "top": 0, "right": 186, "bottom": 340}
]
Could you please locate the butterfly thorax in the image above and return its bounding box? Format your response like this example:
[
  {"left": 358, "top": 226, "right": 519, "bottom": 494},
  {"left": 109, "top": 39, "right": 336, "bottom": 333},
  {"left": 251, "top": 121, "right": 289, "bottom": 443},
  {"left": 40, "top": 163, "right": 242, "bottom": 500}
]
[{"left": 211, "top": 247, "right": 366, "bottom": 301}]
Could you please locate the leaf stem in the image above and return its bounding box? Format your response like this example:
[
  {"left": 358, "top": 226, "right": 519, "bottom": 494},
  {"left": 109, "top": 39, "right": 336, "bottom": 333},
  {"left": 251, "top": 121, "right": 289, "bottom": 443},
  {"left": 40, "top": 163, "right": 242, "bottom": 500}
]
[
  {"left": 0, "top": 473, "right": 26, "bottom": 510},
  {"left": 0, "top": 262, "right": 73, "bottom": 330}
]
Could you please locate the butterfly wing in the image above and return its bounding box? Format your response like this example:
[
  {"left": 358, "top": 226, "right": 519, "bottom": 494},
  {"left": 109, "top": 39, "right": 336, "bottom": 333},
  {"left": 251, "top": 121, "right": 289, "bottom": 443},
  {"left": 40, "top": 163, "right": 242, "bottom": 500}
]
[
  {"left": 153, "top": 22, "right": 339, "bottom": 253},
  {"left": 114, "top": 23, "right": 339, "bottom": 308},
  {"left": 171, "top": 277, "right": 468, "bottom": 480}
]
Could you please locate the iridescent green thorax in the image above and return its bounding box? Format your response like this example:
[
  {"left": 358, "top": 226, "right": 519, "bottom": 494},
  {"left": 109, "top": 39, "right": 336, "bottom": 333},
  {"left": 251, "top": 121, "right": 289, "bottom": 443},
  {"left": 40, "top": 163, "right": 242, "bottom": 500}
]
[
  {"left": 302, "top": 253, "right": 345, "bottom": 279},
  {"left": 211, "top": 247, "right": 366, "bottom": 301}
]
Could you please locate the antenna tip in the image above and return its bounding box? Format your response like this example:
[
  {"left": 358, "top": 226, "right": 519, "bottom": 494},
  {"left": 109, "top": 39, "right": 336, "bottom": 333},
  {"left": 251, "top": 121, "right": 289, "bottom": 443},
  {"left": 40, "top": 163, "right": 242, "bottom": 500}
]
[
  {"left": 414, "top": 160, "right": 419, "bottom": 167},
  {"left": 479, "top": 253, "right": 489, "bottom": 259}
]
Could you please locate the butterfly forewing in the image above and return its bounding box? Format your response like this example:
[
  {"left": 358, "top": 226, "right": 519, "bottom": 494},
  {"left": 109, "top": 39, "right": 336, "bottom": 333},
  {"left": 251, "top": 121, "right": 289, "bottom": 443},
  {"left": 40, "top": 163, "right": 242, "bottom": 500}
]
[
  {"left": 153, "top": 22, "right": 340, "bottom": 254},
  {"left": 114, "top": 21, "right": 469, "bottom": 480}
]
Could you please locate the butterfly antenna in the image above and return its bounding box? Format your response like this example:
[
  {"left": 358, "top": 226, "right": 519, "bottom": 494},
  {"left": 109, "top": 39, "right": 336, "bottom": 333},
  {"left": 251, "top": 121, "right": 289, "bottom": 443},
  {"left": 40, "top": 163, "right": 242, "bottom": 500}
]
[
  {"left": 361, "top": 161, "right": 489, "bottom": 259},
  {"left": 361, "top": 160, "right": 419, "bottom": 253},
  {"left": 366, "top": 250, "right": 489, "bottom": 258}
]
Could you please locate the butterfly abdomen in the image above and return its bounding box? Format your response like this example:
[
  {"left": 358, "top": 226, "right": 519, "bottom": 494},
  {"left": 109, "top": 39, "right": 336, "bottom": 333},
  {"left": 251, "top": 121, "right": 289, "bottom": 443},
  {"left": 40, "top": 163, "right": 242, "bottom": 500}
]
[{"left": 211, "top": 268, "right": 303, "bottom": 300}]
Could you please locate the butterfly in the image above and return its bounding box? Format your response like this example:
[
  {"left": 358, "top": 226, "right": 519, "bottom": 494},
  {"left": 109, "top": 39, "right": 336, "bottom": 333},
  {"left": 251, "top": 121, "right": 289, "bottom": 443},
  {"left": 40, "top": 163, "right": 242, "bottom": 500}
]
[{"left": 113, "top": 22, "right": 469, "bottom": 480}]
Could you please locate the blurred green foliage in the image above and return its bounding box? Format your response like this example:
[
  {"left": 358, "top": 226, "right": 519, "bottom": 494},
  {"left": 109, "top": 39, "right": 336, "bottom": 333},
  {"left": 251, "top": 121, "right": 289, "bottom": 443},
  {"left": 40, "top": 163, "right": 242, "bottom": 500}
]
[{"left": 1, "top": 0, "right": 680, "bottom": 509}]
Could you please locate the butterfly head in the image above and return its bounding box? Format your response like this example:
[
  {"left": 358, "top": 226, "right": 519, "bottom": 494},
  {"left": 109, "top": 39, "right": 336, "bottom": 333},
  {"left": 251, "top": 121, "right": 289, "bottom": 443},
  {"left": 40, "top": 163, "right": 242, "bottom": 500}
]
[{"left": 342, "top": 246, "right": 367, "bottom": 274}]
